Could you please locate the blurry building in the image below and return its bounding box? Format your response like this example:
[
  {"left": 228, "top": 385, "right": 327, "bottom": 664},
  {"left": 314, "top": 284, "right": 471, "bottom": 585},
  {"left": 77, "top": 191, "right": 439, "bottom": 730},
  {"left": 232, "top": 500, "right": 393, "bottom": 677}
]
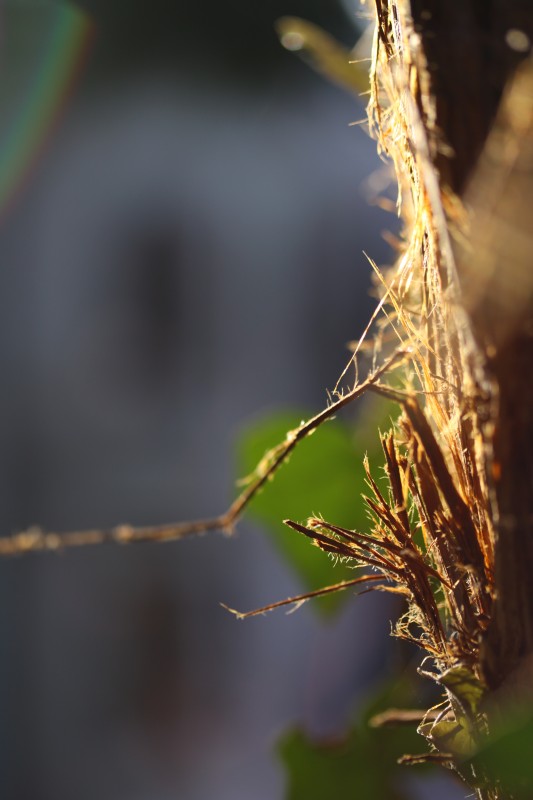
[{"left": 0, "top": 2, "right": 461, "bottom": 799}]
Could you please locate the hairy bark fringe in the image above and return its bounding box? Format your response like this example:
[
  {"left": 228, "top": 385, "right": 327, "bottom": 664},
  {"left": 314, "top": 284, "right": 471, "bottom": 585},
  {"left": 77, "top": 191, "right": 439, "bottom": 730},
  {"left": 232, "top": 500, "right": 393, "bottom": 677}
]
[{"left": 314, "top": 2, "right": 533, "bottom": 796}]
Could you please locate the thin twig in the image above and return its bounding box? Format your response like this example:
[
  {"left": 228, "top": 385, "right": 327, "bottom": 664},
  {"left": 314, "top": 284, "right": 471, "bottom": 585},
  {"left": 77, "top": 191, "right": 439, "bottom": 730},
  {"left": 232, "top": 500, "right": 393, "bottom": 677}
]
[
  {"left": 369, "top": 707, "right": 446, "bottom": 728},
  {"left": 220, "top": 574, "right": 385, "bottom": 619},
  {"left": 398, "top": 752, "right": 454, "bottom": 766},
  {"left": 0, "top": 350, "right": 409, "bottom": 557}
]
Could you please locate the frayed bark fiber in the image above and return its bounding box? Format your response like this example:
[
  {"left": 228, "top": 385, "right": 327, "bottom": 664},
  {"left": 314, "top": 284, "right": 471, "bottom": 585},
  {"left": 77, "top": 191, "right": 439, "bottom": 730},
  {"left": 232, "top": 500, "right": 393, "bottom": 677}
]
[{"left": 369, "top": 0, "right": 533, "bottom": 795}]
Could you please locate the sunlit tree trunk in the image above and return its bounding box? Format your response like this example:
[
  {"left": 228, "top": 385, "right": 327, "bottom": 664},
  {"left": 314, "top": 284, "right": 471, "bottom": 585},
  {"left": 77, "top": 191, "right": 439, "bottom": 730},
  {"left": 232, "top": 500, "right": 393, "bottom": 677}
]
[
  {"left": 373, "top": 1, "right": 533, "bottom": 796},
  {"left": 402, "top": 0, "right": 533, "bottom": 694}
]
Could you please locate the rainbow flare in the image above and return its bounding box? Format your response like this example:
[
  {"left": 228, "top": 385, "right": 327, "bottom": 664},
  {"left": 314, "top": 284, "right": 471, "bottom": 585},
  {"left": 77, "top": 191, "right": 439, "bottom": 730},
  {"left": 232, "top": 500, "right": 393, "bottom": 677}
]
[{"left": 0, "top": 0, "right": 94, "bottom": 215}]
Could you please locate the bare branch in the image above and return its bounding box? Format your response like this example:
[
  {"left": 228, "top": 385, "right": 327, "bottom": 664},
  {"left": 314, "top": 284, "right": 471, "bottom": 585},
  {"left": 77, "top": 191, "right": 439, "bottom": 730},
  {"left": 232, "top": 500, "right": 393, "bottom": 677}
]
[{"left": 0, "top": 350, "right": 409, "bottom": 556}]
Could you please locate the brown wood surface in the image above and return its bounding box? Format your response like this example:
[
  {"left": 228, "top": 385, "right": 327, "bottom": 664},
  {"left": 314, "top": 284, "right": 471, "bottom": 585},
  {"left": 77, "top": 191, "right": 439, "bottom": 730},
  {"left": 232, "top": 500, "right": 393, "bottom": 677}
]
[
  {"left": 405, "top": 0, "right": 533, "bottom": 690},
  {"left": 409, "top": 0, "right": 533, "bottom": 193}
]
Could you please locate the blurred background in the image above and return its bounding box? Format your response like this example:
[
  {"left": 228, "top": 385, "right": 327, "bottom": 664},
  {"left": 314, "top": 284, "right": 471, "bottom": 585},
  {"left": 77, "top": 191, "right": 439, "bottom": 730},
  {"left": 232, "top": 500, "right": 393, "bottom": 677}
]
[{"left": 0, "top": 2, "right": 463, "bottom": 799}]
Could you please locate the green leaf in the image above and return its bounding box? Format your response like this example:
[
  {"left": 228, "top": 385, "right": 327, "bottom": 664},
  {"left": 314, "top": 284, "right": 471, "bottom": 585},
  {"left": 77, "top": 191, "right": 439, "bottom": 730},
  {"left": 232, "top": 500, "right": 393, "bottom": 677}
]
[
  {"left": 437, "top": 666, "right": 486, "bottom": 717},
  {"left": 278, "top": 725, "right": 416, "bottom": 800},
  {"left": 279, "top": 727, "right": 382, "bottom": 800},
  {"left": 277, "top": 675, "right": 431, "bottom": 800},
  {"left": 416, "top": 667, "right": 485, "bottom": 763},
  {"left": 423, "top": 718, "right": 476, "bottom": 759},
  {"left": 469, "top": 712, "right": 533, "bottom": 798},
  {"left": 236, "top": 409, "right": 375, "bottom": 614},
  {"left": 361, "top": 672, "right": 438, "bottom": 769}
]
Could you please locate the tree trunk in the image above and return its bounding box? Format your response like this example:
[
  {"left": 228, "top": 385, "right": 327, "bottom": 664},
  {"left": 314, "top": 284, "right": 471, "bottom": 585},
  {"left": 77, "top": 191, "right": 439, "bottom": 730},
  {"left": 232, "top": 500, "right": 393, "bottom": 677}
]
[
  {"left": 383, "top": 0, "right": 533, "bottom": 692},
  {"left": 373, "top": 0, "right": 533, "bottom": 794}
]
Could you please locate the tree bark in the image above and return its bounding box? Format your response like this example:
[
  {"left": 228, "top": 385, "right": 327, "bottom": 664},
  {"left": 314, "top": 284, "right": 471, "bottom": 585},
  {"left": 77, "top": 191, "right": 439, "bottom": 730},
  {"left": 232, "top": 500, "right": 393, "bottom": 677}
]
[{"left": 394, "top": 0, "right": 533, "bottom": 696}]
